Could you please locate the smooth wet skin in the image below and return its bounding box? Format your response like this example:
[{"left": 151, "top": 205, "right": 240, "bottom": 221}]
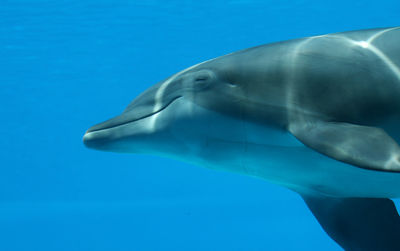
[{"left": 84, "top": 27, "right": 400, "bottom": 251}]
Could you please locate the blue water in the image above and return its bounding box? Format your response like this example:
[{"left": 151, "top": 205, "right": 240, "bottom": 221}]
[{"left": 1, "top": 1, "right": 399, "bottom": 250}]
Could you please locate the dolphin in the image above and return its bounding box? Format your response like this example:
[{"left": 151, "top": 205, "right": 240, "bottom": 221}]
[{"left": 83, "top": 27, "right": 400, "bottom": 251}]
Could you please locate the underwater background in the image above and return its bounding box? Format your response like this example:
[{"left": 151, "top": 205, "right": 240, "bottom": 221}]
[{"left": 1, "top": 0, "right": 399, "bottom": 250}]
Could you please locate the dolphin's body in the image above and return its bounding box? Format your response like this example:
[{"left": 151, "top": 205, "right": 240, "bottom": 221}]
[{"left": 83, "top": 27, "right": 400, "bottom": 250}]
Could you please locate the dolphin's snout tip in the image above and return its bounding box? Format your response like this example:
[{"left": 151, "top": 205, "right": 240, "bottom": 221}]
[
  {"left": 82, "top": 129, "right": 105, "bottom": 150},
  {"left": 82, "top": 130, "right": 90, "bottom": 142},
  {"left": 82, "top": 126, "right": 116, "bottom": 151},
  {"left": 82, "top": 130, "right": 94, "bottom": 148}
]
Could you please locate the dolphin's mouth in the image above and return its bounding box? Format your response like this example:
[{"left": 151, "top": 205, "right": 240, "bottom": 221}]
[{"left": 85, "top": 96, "right": 182, "bottom": 134}]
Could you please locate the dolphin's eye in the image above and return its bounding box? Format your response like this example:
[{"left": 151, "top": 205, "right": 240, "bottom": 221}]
[
  {"left": 190, "top": 70, "right": 215, "bottom": 90},
  {"left": 193, "top": 70, "right": 213, "bottom": 83},
  {"left": 195, "top": 75, "right": 209, "bottom": 83}
]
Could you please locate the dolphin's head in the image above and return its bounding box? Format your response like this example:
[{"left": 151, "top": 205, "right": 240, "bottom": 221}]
[{"left": 83, "top": 62, "right": 247, "bottom": 162}]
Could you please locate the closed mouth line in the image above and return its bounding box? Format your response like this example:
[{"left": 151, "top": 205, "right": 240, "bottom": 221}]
[{"left": 88, "top": 96, "right": 182, "bottom": 133}]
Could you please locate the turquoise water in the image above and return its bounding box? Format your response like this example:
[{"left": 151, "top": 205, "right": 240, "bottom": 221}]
[{"left": 1, "top": 1, "right": 399, "bottom": 250}]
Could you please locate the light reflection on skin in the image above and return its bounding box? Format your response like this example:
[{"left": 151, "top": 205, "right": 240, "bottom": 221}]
[
  {"left": 286, "top": 27, "right": 400, "bottom": 126},
  {"left": 150, "top": 59, "right": 215, "bottom": 131}
]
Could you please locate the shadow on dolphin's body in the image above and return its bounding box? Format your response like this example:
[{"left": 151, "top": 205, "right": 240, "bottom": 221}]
[{"left": 83, "top": 27, "right": 400, "bottom": 251}]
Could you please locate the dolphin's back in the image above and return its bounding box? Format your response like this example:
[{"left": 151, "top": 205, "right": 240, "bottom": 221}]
[
  {"left": 289, "top": 27, "right": 400, "bottom": 124},
  {"left": 206, "top": 27, "right": 400, "bottom": 128}
]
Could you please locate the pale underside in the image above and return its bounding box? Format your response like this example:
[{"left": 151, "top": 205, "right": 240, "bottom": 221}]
[{"left": 142, "top": 98, "right": 400, "bottom": 199}]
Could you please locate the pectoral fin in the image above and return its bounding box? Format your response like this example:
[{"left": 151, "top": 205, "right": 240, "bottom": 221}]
[
  {"left": 289, "top": 121, "right": 400, "bottom": 172},
  {"left": 302, "top": 195, "right": 400, "bottom": 251}
]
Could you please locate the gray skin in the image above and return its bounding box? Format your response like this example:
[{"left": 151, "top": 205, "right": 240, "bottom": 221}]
[{"left": 83, "top": 27, "right": 400, "bottom": 251}]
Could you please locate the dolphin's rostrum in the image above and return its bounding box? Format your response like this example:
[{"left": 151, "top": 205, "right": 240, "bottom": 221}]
[{"left": 83, "top": 27, "right": 400, "bottom": 251}]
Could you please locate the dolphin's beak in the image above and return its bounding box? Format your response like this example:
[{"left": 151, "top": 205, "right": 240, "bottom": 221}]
[
  {"left": 83, "top": 75, "right": 183, "bottom": 151},
  {"left": 82, "top": 110, "right": 155, "bottom": 151},
  {"left": 82, "top": 130, "right": 102, "bottom": 149},
  {"left": 82, "top": 115, "right": 126, "bottom": 150}
]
